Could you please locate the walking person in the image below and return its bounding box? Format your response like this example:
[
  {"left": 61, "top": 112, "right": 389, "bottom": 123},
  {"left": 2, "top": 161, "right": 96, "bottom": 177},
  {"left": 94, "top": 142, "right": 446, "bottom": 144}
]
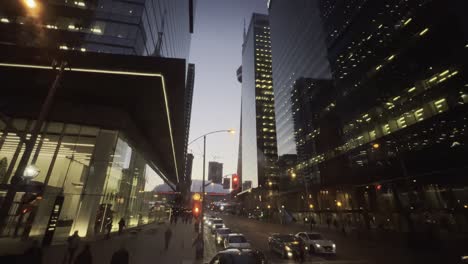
[
  {"left": 326, "top": 217, "right": 331, "bottom": 229},
  {"left": 74, "top": 244, "right": 93, "bottom": 264},
  {"left": 110, "top": 246, "right": 129, "bottom": 264},
  {"left": 63, "top": 231, "right": 81, "bottom": 264},
  {"left": 333, "top": 218, "right": 339, "bottom": 230},
  {"left": 164, "top": 227, "right": 173, "bottom": 251},
  {"left": 105, "top": 220, "right": 113, "bottom": 239},
  {"left": 118, "top": 218, "right": 126, "bottom": 235},
  {"left": 309, "top": 217, "right": 316, "bottom": 231},
  {"left": 22, "top": 240, "right": 42, "bottom": 264}
]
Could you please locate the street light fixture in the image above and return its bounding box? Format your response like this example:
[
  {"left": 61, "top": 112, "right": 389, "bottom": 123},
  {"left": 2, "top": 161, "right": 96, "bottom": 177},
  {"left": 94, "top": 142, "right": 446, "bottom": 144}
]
[
  {"left": 188, "top": 129, "right": 236, "bottom": 257},
  {"left": 23, "top": 0, "right": 38, "bottom": 9}
]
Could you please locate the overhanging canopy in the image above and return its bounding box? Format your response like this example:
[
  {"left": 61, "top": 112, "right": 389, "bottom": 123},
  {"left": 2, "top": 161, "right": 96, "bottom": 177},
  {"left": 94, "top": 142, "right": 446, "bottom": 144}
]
[{"left": 0, "top": 45, "right": 187, "bottom": 185}]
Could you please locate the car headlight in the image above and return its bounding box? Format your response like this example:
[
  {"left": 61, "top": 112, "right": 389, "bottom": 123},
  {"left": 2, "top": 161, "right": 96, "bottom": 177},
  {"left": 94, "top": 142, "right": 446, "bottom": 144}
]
[
  {"left": 332, "top": 244, "right": 336, "bottom": 248},
  {"left": 315, "top": 243, "right": 321, "bottom": 248},
  {"left": 285, "top": 246, "right": 292, "bottom": 251},
  {"left": 305, "top": 246, "right": 309, "bottom": 251}
]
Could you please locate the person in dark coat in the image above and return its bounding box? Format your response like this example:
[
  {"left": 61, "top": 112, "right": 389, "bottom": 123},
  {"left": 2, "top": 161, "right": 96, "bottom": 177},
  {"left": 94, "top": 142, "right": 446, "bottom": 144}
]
[
  {"left": 110, "top": 247, "right": 129, "bottom": 264},
  {"left": 164, "top": 227, "right": 173, "bottom": 250},
  {"left": 74, "top": 244, "right": 93, "bottom": 264},
  {"left": 118, "top": 218, "right": 126, "bottom": 235}
]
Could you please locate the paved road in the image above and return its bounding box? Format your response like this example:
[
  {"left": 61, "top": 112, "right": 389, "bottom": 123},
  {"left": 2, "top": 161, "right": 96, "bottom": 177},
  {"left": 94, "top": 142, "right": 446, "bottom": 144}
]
[{"left": 214, "top": 213, "right": 451, "bottom": 264}]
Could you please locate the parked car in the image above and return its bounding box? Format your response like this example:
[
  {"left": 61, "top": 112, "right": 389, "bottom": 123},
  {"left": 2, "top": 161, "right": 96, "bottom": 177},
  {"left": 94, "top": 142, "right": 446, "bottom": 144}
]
[
  {"left": 210, "top": 218, "right": 224, "bottom": 228},
  {"left": 295, "top": 232, "right": 336, "bottom": 254},
  {"left": 224, "top": 233, "right": 251, "bottom": 249},
  {"left": 207, "top": 248, "right": 267, "bottom": 264},
  {"left": 211, "top": 223, "right": 225, "bottom": 234},
  {"left": 268, "top": 234, "right": 306, "bottom": 259},
  {"left": 215, "top": 228, "right": 232, "bottom": 245}
]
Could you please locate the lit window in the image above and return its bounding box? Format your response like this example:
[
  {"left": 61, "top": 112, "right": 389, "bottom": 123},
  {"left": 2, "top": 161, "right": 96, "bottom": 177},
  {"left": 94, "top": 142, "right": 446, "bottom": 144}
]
[{"left": 419, "top": 28, "right": 429, "bottom": 36}]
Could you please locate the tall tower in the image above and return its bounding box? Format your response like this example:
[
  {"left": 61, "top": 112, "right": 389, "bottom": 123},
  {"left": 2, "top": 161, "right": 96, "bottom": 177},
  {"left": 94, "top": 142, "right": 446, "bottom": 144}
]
[{"left": 240, "top": 13, "right": 278, "bottom": 188}]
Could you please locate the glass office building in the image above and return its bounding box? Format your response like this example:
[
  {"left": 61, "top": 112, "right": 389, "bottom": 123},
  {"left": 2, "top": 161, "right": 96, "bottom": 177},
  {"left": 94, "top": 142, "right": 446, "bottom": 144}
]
[
  {"left": 268, "top": 0, "right": 331, "bottom": 156},
  {"left": 0, "top": 119, "right": 165, "bottom": 238},
  {"left": 0, "top": 0, "right": 194, "bottom": 59},
  {"left": 289, "top": 0, "right": 468, "bottom": 232},
  {"left": 240, "top": 13, "right": 278, "bottom": 189},
  {"left": 0, "top": 45, "right": 187, "bottom": 242}
]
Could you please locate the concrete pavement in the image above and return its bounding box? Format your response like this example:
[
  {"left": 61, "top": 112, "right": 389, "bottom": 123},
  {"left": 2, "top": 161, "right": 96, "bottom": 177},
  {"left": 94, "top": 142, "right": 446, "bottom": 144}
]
[{"left": 1, "top": 221, "right": 219, "bottom": 264}]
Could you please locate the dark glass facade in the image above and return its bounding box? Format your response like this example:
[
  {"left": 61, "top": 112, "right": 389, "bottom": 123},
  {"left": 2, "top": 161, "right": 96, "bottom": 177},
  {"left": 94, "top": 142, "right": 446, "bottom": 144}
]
[
  {"left": 289, "top": 0, "right": 468, "bottom": 233},
  {"left": 240, "top": 13, "right": 278, "bottom": 189},
  {"left": 268, "top": 0, "right": 332, "bottom": 156},
  {"left": 0, "top": 0, "right": 193, "bottom": 59}
]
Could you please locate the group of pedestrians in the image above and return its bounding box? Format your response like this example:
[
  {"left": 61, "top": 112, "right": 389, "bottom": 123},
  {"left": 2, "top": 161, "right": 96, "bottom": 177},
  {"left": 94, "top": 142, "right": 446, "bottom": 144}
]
[{"left": 169, "top": 208, "right": 193, "bottom": 225}]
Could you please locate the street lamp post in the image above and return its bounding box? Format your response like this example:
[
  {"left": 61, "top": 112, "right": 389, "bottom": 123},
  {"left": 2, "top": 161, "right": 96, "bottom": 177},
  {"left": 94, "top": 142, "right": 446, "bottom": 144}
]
[{"left": 188, "top": 129, "right": 235, "bottom": 257}]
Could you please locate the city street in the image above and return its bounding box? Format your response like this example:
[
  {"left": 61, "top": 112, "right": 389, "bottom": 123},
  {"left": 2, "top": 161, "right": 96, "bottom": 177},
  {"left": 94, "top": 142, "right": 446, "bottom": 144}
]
[{"left": 211, "top": 213, "right": 452, "bottom": 264}]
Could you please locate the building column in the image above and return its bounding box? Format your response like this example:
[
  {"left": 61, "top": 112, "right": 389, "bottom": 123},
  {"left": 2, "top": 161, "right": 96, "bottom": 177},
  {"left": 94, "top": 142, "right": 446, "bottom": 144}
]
[{"left": 73, "top": 130, "right": 118, "bottom": 237}]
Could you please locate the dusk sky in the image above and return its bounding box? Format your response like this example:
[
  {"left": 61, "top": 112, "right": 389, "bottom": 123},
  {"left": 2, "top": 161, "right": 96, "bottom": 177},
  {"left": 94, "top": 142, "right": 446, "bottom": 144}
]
[{"left": 188, "top": 0, "right": 268, "bottom": 181}]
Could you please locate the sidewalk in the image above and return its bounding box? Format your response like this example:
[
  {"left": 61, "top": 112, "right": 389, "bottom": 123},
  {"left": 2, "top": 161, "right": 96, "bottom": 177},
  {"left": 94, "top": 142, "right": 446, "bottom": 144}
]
[{"left": 1, "top": 221, "right": 214, "bottom": 264}]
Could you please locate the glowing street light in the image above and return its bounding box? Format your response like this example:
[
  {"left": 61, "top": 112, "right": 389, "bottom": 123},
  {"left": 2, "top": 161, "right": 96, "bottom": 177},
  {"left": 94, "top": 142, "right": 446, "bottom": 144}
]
[
  {"left": 23, "top": 0, "right": 37, "bottom": 9},
  {"left": 372, "top": 143, "right": 380, "bottom": 149},
  {"left": 336, "top": 201, "right": 343, "bottom": 207},
  {"left": 309, "top": 204, "right": 314, "bottom": 209}
]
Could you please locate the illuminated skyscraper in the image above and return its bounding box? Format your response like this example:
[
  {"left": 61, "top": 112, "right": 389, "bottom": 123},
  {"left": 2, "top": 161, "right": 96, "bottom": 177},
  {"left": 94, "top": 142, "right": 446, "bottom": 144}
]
[{"left": 239, "top": 13, "right": 278, "bottom": 188}]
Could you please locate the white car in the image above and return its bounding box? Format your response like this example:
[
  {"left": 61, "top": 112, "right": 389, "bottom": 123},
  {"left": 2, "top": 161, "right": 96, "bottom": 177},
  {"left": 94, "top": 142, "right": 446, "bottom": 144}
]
[
  {"left": 296, "top": 232, "right": 336, "bottom": 254},
  {"left": 211, "top": 223, "right": 225, "bottom": 234},
  {"left": 224, "top": 233, "right": 251, "bottom": 249},
  {"left": 210, "top": 218, "right": 224, "bottom": 228}
]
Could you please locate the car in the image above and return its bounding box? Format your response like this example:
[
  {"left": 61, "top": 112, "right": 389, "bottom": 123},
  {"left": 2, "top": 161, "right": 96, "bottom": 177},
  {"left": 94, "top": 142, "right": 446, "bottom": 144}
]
[
  {"left": 296, "top": 232, "right": 336, "bottom": 254},
  {"left": 206, "top": 217, "right": 216, "bottom": 226},
  {"left": 268, "top": 234, "right": 306, "bottom": 259},
  {"left": 215, "top": 227, "right": 232, "bottom": 245},
  {"left": 210, "top": 218, "right": 224, "bottom": 227},
  {"left": 207, "top": 248, "right": 268, "bottom": 264},
  {"left": 211, "top": 223, "right": 225, "bottom": 234},
  {"left": 224, "top": 233, "right": 251, "bottom": 249}
]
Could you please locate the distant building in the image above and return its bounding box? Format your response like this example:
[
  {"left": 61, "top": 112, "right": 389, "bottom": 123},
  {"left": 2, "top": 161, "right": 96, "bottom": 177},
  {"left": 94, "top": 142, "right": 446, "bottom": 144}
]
[
  {"left": 182, "top": 153, "right": 194, "bottom": 195},
  {"left": 208, "top": 161, "right": 223, "bottom": 184},
  {"left": 242, "top": 181, "right": 252, "bottom": 191},
  {"left": 239, "top": 13, "right": 278, "bottom": 189}
]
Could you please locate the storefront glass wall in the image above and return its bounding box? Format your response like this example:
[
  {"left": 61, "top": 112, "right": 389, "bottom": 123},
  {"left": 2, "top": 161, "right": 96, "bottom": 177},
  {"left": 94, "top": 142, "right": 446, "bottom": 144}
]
[{"left": 0, "top": 118, "right": 167, "bottom": 240}]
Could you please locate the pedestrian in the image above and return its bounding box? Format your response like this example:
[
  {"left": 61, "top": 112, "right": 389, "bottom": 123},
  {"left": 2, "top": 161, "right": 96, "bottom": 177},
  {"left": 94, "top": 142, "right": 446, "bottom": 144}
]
[
  {"left": 310, "top": 217, "right": 316, "bottom": 231},
  {"left": 74, "top": 244, "right": 93, "bottom": 264},
  {"left": 118, "top": 218, "right": 126, "bottom": 235},
  {"left": 22, "top": 240, "right": 42, "bottom": 264},
  {"left": 194, "top": 219, "right": 199, "bottom": 233},
  {"left": 64, "top": 231, "right": 81, "bottom": 264},
  {"left": 333, "top": 218, "right": 339, "bottom": 230},
  {"left": 326, "top": 217, "right": 331, "bottom": 229},
  {"left": 110, "top": 246, "right": 129, "bottom": 264},
  {"left": 192, "top": 233, "right": 204, "bottom": 259},
  {"left": 105, "top": 220, "right": 113, "bottom": 239},
  {"left": 164, "top": 227, "right": 173, "bottom": 250}
]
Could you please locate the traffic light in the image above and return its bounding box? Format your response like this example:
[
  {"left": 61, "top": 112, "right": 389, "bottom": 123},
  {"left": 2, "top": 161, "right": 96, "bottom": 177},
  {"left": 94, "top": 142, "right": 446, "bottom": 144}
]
[
  {"left": 223, "top": 178, "right": 231, "bottom": 189},
  {"left": 193, "top": 201, "right": 201, "bottom": 218},
  {"left": 232, "top": 174, "right": 239, "bottom": 190}
]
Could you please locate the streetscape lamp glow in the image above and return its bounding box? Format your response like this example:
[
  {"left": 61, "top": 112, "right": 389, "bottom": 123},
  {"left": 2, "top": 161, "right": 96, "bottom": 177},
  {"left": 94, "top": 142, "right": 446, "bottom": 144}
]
[
  {"left": 23, "top": 0, "right": 37, "bottom": 9},
  {"left": 23, "top": 164, "right": 40, "bottom": 179},
  {"left": 336, "top": 201, "right": 343, "bottom": 207}
]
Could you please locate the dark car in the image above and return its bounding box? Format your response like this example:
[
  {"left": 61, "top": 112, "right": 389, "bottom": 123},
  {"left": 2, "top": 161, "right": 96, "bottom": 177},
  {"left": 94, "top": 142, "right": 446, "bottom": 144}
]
[
  {"left": 268, "top": 234, "right": 306, "bottom": 259},
  {"left": 208, "top": 248, "right": 267, "bottom": 264}
]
